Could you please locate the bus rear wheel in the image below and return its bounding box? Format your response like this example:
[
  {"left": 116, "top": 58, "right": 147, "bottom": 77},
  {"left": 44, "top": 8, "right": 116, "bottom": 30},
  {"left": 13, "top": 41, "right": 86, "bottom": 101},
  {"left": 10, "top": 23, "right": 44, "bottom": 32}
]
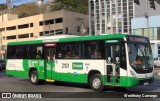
[
  {"left": 30, "top": 71, "right": 40, "bottom": 85},
  {"left": 89, "top": 73, "right": 104, "bottom": 91}
]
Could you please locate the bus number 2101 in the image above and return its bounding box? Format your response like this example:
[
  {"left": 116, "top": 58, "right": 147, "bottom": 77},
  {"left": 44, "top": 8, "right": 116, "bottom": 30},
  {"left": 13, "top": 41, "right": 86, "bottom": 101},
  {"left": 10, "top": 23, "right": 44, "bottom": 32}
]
[{"left": 62, "top": 63, "right": 69, "bottom": 68}]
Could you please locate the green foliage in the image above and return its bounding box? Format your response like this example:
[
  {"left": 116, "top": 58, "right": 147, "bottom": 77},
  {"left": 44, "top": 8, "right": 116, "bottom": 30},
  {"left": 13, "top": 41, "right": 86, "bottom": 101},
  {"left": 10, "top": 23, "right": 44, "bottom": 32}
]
[
  {"left": 11, "top": 2, "right": 49, "bottom": 18},
  {"left": 0, "top": 0, "right": 88, "bottom": 18},
  {"left": 50, "top": 0, "right": 88, "bottom": 14},
  {"left": 0, "top": 4, "right": 7, "bottom": 10}
]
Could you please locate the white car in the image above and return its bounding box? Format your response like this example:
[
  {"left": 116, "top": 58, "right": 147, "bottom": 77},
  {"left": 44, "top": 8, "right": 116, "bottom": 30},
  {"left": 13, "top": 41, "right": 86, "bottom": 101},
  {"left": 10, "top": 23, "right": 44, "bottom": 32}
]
[{"left": 154, "top": 57, "right": 160, "bottom": 68}]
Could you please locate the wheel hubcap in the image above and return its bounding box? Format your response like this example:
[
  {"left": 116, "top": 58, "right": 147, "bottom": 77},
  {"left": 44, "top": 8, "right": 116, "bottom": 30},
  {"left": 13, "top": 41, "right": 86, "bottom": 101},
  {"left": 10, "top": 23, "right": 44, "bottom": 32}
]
[
  {"left": 31, "top": 74, "right": 37, "bottom": 83},
  {"left": 93, "top": 78, "right": 101, "bottom": 89}
]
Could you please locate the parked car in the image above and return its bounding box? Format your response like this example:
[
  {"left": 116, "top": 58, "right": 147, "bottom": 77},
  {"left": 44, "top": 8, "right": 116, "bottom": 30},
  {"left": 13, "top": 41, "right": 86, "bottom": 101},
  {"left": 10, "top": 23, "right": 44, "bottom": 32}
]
[
  {"left": 0, "top": 60, "right": 5, "bottom": 71},
  {"left": 154, "top": 57, "right": 160, "bottom": 68}
]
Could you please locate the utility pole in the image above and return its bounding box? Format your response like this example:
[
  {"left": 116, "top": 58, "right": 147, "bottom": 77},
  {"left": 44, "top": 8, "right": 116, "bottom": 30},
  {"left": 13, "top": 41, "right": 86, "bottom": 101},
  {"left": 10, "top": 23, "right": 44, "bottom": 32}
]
[
  {"left": 145, "top": 12, "right": 149, "bottom": 38},
  {"left": 145, "top": 0, "right": 150, "bottom": 38}
]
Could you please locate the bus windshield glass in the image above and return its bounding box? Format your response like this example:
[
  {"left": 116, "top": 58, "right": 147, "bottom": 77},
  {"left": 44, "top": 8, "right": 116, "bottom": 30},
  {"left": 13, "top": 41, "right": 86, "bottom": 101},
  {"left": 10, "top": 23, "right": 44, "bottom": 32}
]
[{"left": 127, "top": 39, "right": 153, "bottom": 73}]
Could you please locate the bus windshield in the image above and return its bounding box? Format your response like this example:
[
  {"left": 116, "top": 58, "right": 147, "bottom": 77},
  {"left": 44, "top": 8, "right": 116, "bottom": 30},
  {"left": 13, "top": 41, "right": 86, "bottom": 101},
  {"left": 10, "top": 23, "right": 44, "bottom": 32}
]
[{"left": 128, "top": 43, "right": 153, "bottom": 73}]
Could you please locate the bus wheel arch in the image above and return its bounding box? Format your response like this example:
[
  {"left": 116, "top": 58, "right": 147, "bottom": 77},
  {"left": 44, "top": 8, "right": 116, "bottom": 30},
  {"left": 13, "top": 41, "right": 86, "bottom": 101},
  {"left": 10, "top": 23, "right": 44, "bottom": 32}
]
[
  {"left": 29, "top": 68, "right": 37, "bottom": 78},
  {"left": 88, "top": 70, "right": 104, "bottom": 91}
]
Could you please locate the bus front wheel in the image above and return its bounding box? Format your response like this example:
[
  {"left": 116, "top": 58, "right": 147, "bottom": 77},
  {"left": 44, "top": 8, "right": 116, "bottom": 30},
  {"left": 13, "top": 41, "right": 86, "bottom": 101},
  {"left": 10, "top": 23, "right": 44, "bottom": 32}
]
[
  {"left": 89, "top": 73, "right": 104, "bottom": 91},
  {"left": 30, "top": 71, "right": 40, "bottom": 85}
]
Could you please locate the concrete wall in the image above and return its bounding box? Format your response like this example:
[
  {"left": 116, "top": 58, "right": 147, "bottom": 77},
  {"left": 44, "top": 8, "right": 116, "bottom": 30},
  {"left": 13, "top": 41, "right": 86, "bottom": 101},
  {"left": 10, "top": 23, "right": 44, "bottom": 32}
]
[
  {"left": 0, "top": 13, "right": 18, "bottom": 23},
  {"left": 63, "top": 11, "right": 89, "bottom": 36}
]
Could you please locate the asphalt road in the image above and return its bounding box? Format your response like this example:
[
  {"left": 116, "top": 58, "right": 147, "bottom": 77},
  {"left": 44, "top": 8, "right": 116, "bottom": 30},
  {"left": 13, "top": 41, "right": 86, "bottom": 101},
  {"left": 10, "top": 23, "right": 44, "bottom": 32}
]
[{"left": 0, "top": 71, "right": 160, "bottom": 101}]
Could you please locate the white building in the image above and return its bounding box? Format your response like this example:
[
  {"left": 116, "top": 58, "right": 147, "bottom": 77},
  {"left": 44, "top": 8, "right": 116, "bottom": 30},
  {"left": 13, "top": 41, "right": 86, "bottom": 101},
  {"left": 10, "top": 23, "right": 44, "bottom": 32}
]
[{"left": 88, "top": 0, "right": 160, "bottom": 35}]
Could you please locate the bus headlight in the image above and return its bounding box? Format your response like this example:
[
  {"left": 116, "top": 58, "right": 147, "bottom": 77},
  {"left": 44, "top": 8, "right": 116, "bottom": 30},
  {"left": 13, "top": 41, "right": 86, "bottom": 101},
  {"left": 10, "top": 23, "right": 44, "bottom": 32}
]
[{"left": 130, "top": 70, "right": 137, "bottom": 78}]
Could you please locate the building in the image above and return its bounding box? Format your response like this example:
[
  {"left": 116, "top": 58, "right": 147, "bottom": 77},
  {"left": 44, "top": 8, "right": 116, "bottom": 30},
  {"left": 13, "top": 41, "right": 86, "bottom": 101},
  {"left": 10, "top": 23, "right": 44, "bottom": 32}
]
[
  {"left": 0, "top": 10, "right": 89, "bottom": 49},
  {"left": 131, "top": 15, "right": 160, "bottom": 58},
  {"left": 88, "top": 0, "right": 160, "bottom": 35}
]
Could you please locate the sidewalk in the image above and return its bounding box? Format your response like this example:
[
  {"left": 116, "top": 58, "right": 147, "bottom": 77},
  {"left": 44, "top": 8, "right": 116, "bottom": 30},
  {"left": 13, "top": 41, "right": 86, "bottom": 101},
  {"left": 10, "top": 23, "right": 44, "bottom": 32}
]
[
  {"left": 0, "top": 70, "right": 5, "bottom": 77},
  {"left": 154, "top": 67, "right": 160, "bottom": 75}
]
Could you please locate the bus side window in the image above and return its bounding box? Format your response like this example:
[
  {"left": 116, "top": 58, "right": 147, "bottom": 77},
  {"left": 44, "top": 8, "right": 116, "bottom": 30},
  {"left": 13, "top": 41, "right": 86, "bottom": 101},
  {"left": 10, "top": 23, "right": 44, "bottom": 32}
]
[
  {"left": 36, "top": 46, "right": 43, "bottom": 59},
  {"left": 36, "top": 50, "right": 42, "bottom": 59},
  {"left": 56, "top": 43, "right": 82, "bottom": 59},
  {"left": 83, "top": 41, "right": 103, "bottom": 59},
  {"left": 56, "top": 44, "right": 65, "bottom": 59}
]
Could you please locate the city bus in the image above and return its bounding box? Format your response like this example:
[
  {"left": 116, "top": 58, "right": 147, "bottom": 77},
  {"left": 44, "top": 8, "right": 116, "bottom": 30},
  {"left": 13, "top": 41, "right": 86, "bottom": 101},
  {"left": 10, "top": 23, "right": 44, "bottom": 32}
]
[{"left": 6, "top": 34, "right": 154, "bottom": 91}]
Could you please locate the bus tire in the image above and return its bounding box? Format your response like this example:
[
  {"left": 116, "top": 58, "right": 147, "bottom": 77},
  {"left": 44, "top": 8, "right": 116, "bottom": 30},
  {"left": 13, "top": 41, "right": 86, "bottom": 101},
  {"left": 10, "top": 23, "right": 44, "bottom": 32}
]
[
  {"left": 30, "top": 71, "right": 40, "bottom": 85},
  {"left": 89, "top": 73, "right": 104, "bottom": 91}
]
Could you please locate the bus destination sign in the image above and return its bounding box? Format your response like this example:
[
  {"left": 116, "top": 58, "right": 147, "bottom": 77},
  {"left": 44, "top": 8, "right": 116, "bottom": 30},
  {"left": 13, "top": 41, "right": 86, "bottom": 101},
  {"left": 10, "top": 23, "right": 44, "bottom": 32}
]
[{"left": 127, "top": 36, "right": 148, "bottom": 43}]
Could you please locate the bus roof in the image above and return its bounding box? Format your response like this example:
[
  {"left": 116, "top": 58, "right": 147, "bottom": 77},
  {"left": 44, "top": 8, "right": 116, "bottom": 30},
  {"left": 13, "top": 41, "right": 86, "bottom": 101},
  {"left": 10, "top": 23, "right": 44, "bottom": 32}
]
[
  {"left": 37, "top": 35, "right": 78, "bottom": 40},
  {"left": 7, "top": 34, "right": 142, "bottom": 45}
]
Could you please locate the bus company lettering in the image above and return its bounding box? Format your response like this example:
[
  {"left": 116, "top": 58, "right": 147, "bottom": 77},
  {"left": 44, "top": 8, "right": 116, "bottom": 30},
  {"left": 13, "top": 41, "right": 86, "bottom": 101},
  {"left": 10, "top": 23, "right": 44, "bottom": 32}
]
[
  {"left": 47, "top": 64, "right": 51, "bottom": 70},
  {"left": 8, "top": 63, "right": 16, "bottom": 68},
  {"left": 72, "top": 62, "right": 83, "bottom": 70},
  {"left": 39, "top": 60, "right": 44, "bottom": 66},
  {"left": 85, "top": 63, "right": 90, "bottom": 71},
  {"left": 42, "top": 39, "right": 59, "bottom": 43},
  {"left": 28, "top": 60, "right": 38, "bottom": 67},
  {"left": 85, "top": 63, "right": 90, "bottom": 66}
]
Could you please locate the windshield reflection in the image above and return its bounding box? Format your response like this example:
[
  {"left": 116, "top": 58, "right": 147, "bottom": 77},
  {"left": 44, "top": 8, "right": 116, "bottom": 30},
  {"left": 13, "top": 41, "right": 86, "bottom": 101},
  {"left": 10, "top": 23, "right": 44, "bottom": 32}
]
[{"left": 128, "top": 43, "right": 153, "bottom": 72}]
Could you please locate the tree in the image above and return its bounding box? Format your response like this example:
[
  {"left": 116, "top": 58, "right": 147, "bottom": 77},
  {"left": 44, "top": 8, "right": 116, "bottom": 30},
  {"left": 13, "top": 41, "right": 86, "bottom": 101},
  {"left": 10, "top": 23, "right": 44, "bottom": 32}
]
[
  {"left": 0, "top": 4, "right": 7, "bottom": 10},
  {"left": 11, "top": 2, "right": 50, "bottom": 18},
  {"left": 50, "top": 0, "right": 88, "bottom": 14}
]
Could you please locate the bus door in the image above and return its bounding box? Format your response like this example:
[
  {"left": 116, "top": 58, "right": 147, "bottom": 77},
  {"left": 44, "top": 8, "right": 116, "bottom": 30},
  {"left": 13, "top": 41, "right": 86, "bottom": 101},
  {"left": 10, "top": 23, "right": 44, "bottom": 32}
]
[
  {"left": 44, "top": 43, "right": 56, "bottom": 79},
  {"left": 105, "top": 40, "right": 121, "bottom": 85}
]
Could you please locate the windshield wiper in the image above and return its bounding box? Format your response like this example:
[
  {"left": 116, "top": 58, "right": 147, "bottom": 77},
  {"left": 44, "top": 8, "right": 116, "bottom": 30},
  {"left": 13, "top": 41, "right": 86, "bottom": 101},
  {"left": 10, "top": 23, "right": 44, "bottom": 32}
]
[
  {"left": 137, "top": 45, "right": 151, "bottom": 68},
  {"left": 135, "top": 45, "right": 148, "bottom": 67}
]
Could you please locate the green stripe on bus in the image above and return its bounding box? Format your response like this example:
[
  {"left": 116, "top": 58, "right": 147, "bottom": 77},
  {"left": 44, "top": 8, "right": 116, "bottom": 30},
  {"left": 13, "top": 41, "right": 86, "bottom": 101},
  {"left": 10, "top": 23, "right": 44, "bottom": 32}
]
[
  {"left": 6, "top": 70, "right": 154, "bottom": 87},
  {"left": 6, "top": 70, "right": 28, "bottom": 78}
]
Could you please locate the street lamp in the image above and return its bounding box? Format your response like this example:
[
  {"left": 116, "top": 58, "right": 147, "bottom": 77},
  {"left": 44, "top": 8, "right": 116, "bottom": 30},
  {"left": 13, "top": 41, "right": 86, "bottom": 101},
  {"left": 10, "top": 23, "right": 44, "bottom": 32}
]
[
  {"left": 144, "top": 0, "right": 151, "bottom": 38},
  {"left": 145, "top": 12, "right": 149, "bottom": 38}
]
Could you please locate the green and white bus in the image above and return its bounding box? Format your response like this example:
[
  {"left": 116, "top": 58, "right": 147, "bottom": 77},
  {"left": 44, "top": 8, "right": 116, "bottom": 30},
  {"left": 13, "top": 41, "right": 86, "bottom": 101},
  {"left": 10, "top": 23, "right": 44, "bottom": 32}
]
[{"left": 6, "top": 34, "right": 154, "bottom": 91}]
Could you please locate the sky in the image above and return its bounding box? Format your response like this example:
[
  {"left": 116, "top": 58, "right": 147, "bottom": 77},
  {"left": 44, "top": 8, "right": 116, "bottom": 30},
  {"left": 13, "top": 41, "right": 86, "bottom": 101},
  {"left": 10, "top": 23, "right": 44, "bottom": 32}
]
[{"left": 0, "top": 0, "right": 47, "bottom": 6}]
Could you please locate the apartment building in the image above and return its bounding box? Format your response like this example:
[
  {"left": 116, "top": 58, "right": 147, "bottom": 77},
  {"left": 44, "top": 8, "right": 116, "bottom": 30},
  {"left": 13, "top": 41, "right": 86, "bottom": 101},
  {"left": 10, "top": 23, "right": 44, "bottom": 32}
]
[{"left": 88, "top": 0, "right": 160, "bottom": 35}]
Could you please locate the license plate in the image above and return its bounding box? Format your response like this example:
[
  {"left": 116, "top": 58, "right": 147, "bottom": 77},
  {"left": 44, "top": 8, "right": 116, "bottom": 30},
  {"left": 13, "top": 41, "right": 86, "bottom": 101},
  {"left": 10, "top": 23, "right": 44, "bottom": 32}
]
[{"left": 144, "top": 82, "right": 149, "bottom": 85}]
